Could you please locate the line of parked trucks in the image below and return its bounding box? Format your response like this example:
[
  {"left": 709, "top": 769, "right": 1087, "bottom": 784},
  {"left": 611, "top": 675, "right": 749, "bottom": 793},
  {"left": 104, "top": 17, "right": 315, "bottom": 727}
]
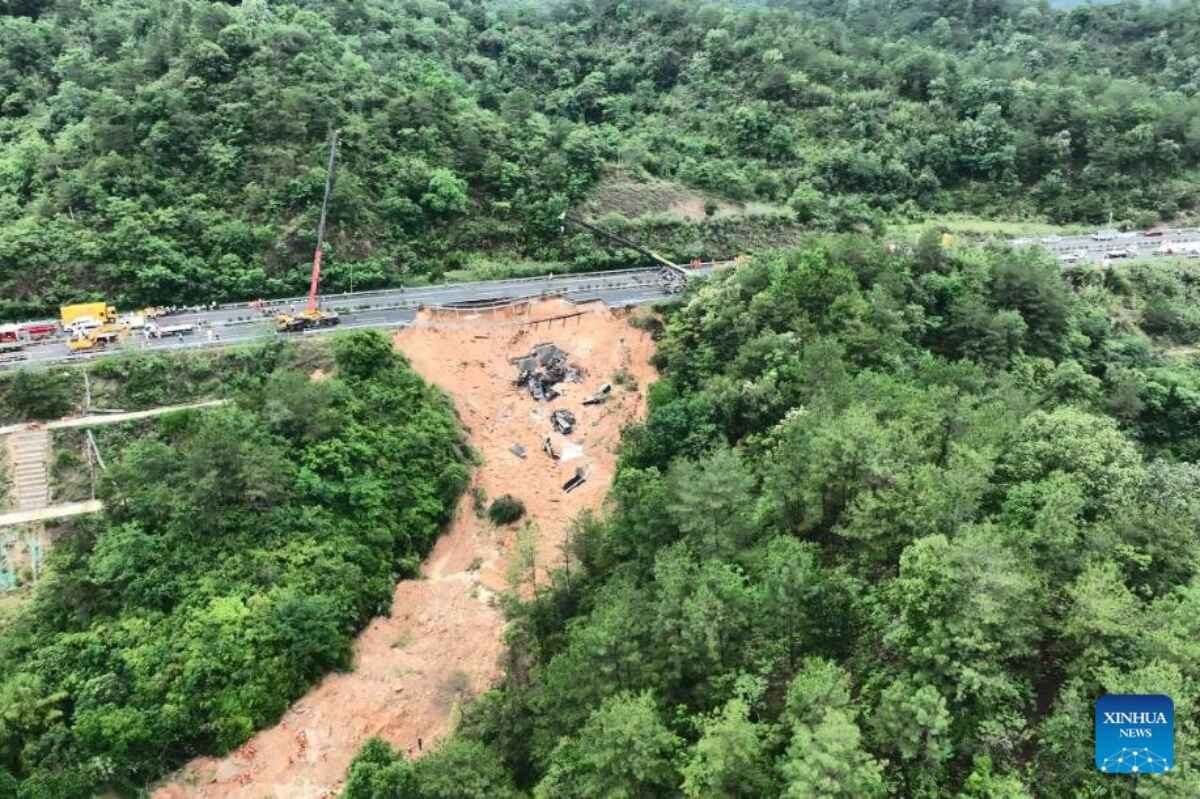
[
  {"left": 59, "top": 302, "right": 200, "bottom": 352},
  {"left": 0, "top": 302, "right": 198, "bottom": 360}
]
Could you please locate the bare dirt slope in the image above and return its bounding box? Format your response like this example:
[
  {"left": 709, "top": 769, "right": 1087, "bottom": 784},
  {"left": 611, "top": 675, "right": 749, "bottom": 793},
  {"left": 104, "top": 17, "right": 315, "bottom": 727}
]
[
  {"left": 577, "top": 173, "right": 731, "bottom": 221},
  {"left": 154, "top": 299, "right": 657, "bottom": 799}
]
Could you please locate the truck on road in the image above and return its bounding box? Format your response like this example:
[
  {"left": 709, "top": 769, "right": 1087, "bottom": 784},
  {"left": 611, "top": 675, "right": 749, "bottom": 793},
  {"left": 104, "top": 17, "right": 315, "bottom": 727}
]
[
  {"left": 0, "top": 322, "right": 59, "bottom": 357},
  {"left": 60, "top": 302, "right": 117, "bottom": 331},
  {"left": 145, "top": 322, "right": 196, "bottom": 339},
  {"left": 66, "top": 324, "right": 128, "bottom": 352}
]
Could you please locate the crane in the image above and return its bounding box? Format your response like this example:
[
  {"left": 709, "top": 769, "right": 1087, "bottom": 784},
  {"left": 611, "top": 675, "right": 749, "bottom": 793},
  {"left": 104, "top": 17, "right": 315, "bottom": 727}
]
[
  {"left": 558, "top": 212, "right": 689, "bottom": 290},
  {"left": 276, "top": 130, "right": 343, "bottom": 333}
]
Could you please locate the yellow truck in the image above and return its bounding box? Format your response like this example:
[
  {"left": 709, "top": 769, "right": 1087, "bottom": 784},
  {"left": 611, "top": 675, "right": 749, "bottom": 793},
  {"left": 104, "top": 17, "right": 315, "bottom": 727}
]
[
  {"left": 66, "top": 324, "right": 128, "bottom": 352},
  {"left": 61, "top": 302, "right": 117, "bottom": 330}
]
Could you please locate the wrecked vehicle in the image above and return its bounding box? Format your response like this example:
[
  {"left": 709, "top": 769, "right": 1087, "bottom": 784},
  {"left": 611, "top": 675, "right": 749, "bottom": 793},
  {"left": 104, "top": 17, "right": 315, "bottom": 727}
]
[
  {"left": 513, "top": 343, "right": 583, "bottom": 401},
  {"left": 551, "top": 410, "right": 576, "bottom": 435},
  {"left": 563, "top": 467, "right": 587, "bottom": 493}
]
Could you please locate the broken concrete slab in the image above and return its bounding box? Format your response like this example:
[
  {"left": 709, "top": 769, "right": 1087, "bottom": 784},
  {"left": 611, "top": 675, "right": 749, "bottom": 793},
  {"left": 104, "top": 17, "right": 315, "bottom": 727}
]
[{"left": 509, "top": 443, "right": 527, "bottom": 459}]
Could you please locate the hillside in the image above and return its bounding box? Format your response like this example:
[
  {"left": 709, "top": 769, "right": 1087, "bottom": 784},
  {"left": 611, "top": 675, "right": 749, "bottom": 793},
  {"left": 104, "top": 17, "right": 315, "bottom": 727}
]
[
  {"left": 341, "top": 240, "right": 1200, "bottom": 797},
  {"left": 5, "top": 2, "right": 1200, "bottom": 796},
  {"left": 2, "top": 0, "right": 1199, "bottom": 320}
]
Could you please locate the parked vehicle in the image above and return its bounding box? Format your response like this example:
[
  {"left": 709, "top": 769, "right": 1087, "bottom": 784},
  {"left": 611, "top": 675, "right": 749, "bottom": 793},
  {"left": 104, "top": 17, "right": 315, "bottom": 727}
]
[
  {"left": 145, "top": 322, "right": 196, "bottom": 339},
  {"left": 66, "top": 324, "right": 129, "bottom": 352},
  {"left": 0, "top": 324, "right": 25, "bottom": 352},
  {"left": 60, "top": 301, "right": 117, "bottom": 330}
]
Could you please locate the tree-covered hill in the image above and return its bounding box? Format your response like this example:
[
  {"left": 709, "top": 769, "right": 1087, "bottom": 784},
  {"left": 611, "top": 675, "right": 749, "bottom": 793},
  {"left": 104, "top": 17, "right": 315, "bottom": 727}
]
[
  {"left": 0, "top": 332, "right": 469, "bottom": 796},
  {"left": 1, "top": 0, "right": 1198, "bottom": 318},
  {"left": 342, "top": 241, "right": 1200, "bottom": 798}
]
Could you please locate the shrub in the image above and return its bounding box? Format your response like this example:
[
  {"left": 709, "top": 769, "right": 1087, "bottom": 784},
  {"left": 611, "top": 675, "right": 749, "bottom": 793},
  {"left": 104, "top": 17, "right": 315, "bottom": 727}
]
[
  {"left": 613, "top": 367, "right": 639, "bottom": 391},
  {"left": 488, "top": 495, "right": 526, "bottom": 525},
  {"left": 0, "top": 368, "right": 79, "bottom": 422},
  {"left": 471, "top": 485, "right": 488, "bottom": 517}
]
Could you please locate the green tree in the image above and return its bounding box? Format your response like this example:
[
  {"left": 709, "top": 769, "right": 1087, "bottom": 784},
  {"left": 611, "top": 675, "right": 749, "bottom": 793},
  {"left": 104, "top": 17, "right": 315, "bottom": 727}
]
[
  {"left": 421, "top": 168, "right": 469, "bottom": 216},
  {"left": 871, "top": 679, "right": 953, "bottom": 766},
  {"left": 535, "top": 691, "right": 681, "bottom": 799},
  {"left": 995, "top": 407, "right": 1145, "bottom": 519},
  {"left": 665, "top": 447, "right": 756, "bottom": 559},
  {"left": 680, "top": 697, "right": 773, "bottom": 798},
  {"left": 779, "top": 708, "right": 885, "bottom": 799}
]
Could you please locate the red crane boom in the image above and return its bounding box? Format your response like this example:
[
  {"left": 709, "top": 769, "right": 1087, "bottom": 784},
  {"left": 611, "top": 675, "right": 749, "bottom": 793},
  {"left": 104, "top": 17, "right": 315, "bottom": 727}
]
[{"left": 308, "top": 130, "right": 340, "bottom": 313}]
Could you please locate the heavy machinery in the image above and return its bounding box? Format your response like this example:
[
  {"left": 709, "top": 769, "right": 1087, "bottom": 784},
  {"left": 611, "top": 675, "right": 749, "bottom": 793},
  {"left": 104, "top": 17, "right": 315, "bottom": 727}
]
[
  {"left": 558, "top": 212, "right": 689, "bottom": 292},
  {"left": 276, "top": 131, "right": 342, "bottom": 333},
  {"left": 66, "top": 323, "right": 128, "bottom": 352},
  {"left": 60, "top": 302, "right": 117, "bottom": 331}
]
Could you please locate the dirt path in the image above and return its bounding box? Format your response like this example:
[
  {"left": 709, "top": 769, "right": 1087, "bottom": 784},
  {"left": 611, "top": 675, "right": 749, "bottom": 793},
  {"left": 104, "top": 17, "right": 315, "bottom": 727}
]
[
  {"left": 0, "top": 500, "right": 103, "bottom": 528},
  {"left": 154, "top": 299, "right": 657, "bottom": 798},
  {"left": 0, "top": 400, "right": 229, "bottom": 436}
]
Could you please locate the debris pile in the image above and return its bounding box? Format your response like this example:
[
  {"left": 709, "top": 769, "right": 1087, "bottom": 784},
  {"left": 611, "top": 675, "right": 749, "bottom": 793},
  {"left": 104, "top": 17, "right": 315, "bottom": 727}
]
[{"left": 513, "top": 343, "right": 583, "bottom": 402}]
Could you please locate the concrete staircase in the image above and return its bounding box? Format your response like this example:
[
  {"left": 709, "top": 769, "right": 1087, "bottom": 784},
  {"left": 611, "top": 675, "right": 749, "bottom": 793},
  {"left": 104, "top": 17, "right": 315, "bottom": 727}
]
[{"left": 7, "top": 428, "right": 50, "bottom": 512}]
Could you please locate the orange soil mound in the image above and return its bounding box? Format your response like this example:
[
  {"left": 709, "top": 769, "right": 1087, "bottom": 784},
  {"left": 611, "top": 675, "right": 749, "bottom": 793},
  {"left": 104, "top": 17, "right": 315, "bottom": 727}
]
[{"left": 153, "top": 299, "right": 657, "bottom": 799}]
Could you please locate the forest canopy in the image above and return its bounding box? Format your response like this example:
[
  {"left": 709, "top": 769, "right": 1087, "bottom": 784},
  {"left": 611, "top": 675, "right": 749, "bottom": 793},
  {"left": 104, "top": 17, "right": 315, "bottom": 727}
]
[
  {"left": 1, "top": 0, "right": 1198, "bottom": 318},
  {"left": 0, "top": 331, "right": 468, "bottom": 797}
]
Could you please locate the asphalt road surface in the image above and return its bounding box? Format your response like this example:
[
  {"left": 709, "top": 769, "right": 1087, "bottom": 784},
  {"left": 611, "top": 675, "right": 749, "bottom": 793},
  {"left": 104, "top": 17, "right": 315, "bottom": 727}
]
[{"left": 2, "top": 266, "right": 692, "bottom": 370}]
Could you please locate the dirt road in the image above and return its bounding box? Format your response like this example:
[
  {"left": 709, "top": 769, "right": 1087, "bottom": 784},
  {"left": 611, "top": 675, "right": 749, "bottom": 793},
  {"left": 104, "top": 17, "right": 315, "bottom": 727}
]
[{"left": 154, "top": 299, "right": 657, "bottom": 798}]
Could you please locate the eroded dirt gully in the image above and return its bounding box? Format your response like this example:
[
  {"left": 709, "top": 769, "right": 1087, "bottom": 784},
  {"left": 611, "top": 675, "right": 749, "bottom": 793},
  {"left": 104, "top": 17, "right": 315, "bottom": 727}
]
[{"left": 154, "top": 299, "right": 658, "bottom": 799}]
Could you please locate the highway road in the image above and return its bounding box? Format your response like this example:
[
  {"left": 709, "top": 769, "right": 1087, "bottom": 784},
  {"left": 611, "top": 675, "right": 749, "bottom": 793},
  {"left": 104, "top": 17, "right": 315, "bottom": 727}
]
[
  {"left": 1, "top": 266, "right": 695, "bottom": 371},
  {"left": 6, "top": 223, "right": 1200, "bottom": 372},
  {"left": 1009, "top": 227, "right": 1200, "bottom": 263}
]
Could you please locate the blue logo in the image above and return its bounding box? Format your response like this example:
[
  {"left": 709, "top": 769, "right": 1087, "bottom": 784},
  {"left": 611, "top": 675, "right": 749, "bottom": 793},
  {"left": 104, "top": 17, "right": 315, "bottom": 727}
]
[{"left": 1095, "top": 694, "right": 1174, "bottom": 774}]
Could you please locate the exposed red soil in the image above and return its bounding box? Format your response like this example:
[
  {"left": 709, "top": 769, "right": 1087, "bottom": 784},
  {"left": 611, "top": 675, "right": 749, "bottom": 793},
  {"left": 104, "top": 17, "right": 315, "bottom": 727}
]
[{"left": 153, "top": 299, "right": 657, "bottom": 799}]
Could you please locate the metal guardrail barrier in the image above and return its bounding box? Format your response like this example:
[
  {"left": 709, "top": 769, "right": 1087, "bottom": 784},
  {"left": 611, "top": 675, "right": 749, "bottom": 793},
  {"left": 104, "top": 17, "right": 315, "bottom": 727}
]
[{"left": 212, "top": 267, "right": 660, "bottom": 312}]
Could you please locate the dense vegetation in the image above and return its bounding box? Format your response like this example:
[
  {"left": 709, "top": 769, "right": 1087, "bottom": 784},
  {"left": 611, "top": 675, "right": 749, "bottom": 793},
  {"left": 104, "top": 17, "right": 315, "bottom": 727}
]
[
  {"left": 342, "top": 239, "right": 1200, "bottom": 797},
  {"left": 0, "top": 331, "right": 468, "bottom": 796},
  {"left": 2, "top": 0, "right": 1199, "bottom": 319},
  {"left": 0, "top": 339, "right": 317, "bottom": 425}
]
